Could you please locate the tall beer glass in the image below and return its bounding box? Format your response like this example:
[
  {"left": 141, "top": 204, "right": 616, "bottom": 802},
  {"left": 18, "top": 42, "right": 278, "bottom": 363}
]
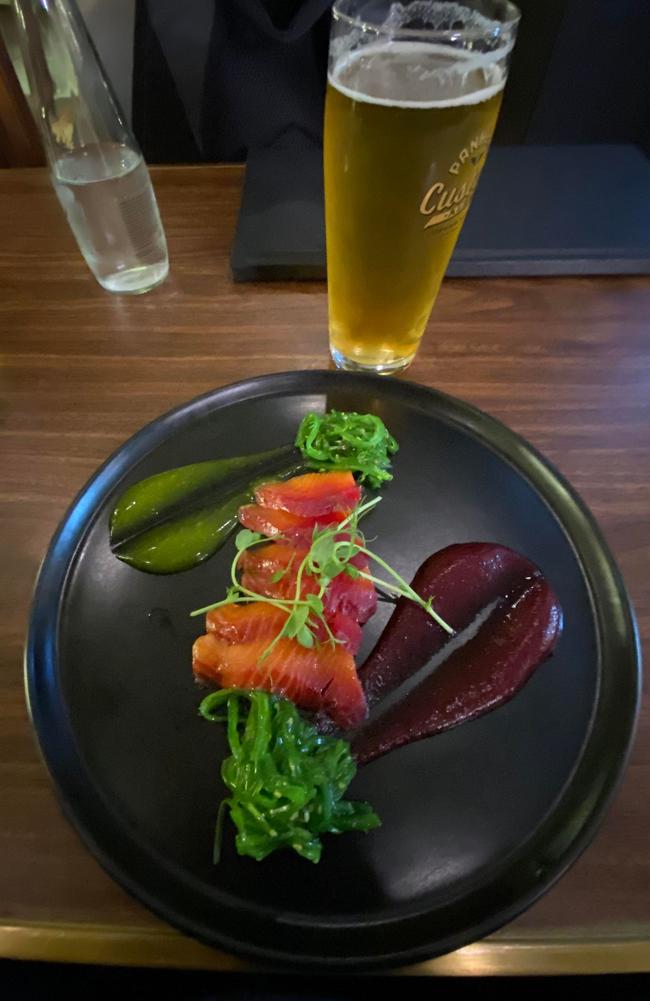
[{"left": 324, "top": 1, "right": 520, "bottom": 373}]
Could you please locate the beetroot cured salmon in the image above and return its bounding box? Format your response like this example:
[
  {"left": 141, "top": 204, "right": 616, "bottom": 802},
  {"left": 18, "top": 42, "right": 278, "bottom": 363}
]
[
  {"left": 192, "top": 468, "right": 377, "bottom": 726},
  {"left": 240, "top": 542, "right": 377, "bottom": 629},
  {"left": 311, "top": 611, "right": 363, "bottom": 655},
  {"left": 240, "top": 542, "right": 315, "bottom": 602},
  {"left": 192, "top": 633, "right": 367, "bottom": 729},
  {"left": 238, "top": 504, "right": 346, "bottom": 544},
  {"left": 206, "top": 602, "right": 289, "bottom": 644},
  {"left": 323, "top": 559, "right": 377, "bottom": 625},
  {"left": 254, "top": 471, "right": 361, "bottom": 518}
]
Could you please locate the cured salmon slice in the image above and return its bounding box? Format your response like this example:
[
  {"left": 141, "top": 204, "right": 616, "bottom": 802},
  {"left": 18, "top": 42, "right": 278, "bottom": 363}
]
[
  {"left": 192, "top": 633, "right": 367, "bottom": 729},
  {"left": 206, "top": 602, "right": 289, "bottom": 644},
  {"left": 254, "top": 471, "right": 361, "bottom": 518},
  {"left": 312, "top": 611, "right": 363, "bottom": 656},
  {"left": 239, "top": 542, "right": 316, "bottom": 602},
  {"left": 323, "top": 566, "right": 377, "bottom": 625},
  {"left": 238, "top": 504, "right": 346, "bottom": 543},
  {"left": 240, "top": 539, "right": 377, "bottom": 626}
]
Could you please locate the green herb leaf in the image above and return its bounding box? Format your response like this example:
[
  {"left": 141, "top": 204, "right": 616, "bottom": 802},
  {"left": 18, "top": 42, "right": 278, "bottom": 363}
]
[
  {"left": 305, "top": 594, "right": 324, "bottom": 616},
  {"left": 284, "top": 605, "right": 309, "bottom": 638},
  {"left": 296, "top": 625, "right": 314, "bottom": 648},
  {"left": 235, "top": 529, "right": 263, "bottom": 551}
]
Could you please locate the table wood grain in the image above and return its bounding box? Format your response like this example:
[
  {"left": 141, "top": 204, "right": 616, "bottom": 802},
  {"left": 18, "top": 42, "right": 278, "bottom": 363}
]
[{"left": 1, "top": 165, "right": 649, "bottom": 975}]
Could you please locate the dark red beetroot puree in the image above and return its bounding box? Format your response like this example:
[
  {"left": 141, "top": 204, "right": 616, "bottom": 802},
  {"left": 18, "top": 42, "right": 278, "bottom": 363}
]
[{"left": 351, "top": 543, "right": 563, "bottom": 765}]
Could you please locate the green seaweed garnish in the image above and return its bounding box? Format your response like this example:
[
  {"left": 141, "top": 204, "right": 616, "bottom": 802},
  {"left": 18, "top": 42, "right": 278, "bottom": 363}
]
[
  {"left": 295, "top": 410, "right": 398, "bottom": 488},
  {"left": 200, "top": 688, "right": 380, "bottom": 863}
]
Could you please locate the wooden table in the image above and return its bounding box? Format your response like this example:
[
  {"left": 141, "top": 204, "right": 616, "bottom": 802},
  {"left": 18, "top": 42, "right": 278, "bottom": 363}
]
[{"left": 1, "top": 165, "right": 649, "bottom": 976}]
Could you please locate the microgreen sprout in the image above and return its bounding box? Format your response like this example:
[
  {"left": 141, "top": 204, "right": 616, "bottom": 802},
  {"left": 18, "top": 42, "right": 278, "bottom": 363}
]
[{"left": 190, "top": 497, "right": 454, "bottom": 652}]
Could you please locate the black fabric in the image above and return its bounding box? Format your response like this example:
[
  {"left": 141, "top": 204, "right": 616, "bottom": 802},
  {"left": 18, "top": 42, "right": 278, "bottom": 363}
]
[
  {"left": 132, "top": 0, "right": 201, "bottom": 163},
  {"left": 492, "top": 0, "right": 568, "bottom": 144},
  {"left": 525, "top": 0, "right": 650, "bottom": 148},
  {"left": 199, "top": 0, "right": 331, "bottom": 162},
  {"left": 3, "top": 963, "right": 650, "bottom": 1000}
]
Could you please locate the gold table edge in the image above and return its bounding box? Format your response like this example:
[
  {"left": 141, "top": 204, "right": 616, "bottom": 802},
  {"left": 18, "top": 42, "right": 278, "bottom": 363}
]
[{"left": 2, "top": 921, "right": 650, "bottom": 974}]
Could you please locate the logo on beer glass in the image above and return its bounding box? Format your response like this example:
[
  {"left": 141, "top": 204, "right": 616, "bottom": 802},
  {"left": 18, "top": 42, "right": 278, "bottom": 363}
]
[{"left": 420, "top": 131, "right": 492, "bottom": 230}]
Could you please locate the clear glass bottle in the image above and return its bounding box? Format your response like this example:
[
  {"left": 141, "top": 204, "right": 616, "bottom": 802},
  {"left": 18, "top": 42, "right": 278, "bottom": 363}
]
[{"left": 9, "top": 0, "right": 168, "bottom": 294}]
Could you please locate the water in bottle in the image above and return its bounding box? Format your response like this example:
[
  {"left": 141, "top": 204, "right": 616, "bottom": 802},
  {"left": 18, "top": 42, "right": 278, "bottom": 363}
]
[
  {"left": 52, "top": 143, "right": 168, "bottom": 293},
  {"left": 7, "top": 0, "right": 169, "bottom": 295}
]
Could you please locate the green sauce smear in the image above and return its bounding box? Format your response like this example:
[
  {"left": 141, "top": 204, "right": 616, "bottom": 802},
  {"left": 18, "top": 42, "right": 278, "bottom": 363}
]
[{"left": 110, "top": 446, "right": 302, "bottom": 574}]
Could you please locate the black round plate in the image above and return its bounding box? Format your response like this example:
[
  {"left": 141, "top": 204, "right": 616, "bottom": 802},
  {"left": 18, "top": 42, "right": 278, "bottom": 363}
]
[{"left": 26, "top": 371, "right": 641, "bottom": 970}]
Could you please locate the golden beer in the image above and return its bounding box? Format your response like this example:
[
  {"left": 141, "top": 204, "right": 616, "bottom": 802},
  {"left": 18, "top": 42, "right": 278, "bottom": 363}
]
[{"left": 324, "top": 41, "right": 507, "bottom": 372}]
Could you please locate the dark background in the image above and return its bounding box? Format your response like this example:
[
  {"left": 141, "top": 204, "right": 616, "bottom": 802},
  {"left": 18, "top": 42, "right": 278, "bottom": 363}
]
[
  {"left": 2, "top": 964, "right": 650, "bottom": 1000},
  {"left": 133, "top": 0, "right": 650, "bottom": 163}
]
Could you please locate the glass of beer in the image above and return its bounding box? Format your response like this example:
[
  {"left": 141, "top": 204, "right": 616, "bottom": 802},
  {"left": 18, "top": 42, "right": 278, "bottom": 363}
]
[{"left": 324, "top": 0, "right": 520, "bottom": 373}]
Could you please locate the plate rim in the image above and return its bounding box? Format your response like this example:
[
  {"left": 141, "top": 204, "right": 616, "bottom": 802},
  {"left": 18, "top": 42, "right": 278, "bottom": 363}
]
[{"left": 25, "top": 369, "right": 642, "bottom": 970}]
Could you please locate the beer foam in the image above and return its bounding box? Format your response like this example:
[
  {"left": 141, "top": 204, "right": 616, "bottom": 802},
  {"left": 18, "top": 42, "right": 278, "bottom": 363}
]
[
  {"left": 329, "top": 42, "right": 506, "bottom": 109},
  {"left": 383, "top": 1, "right": 506, "bottom": 34}
]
